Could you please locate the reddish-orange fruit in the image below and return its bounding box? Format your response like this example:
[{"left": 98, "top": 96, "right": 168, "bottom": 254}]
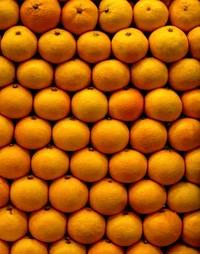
[
  {"left": 52, "top": 117, "right": 90, "bottom": 152},
  {"left": 92, "top": 59, "right": 130, "bottom": 92},
  {"left": 67, "top": 207, "right": 106, "bottom": 244},
  {"left": 126, "top": 240, "right": 163, "bottom": 254},
  {"left": 14, "top": 116, "right": 52, "bottom": 150},
  {"left": 0, "top": 0, "right": 19, "bottom": 30},
  {"left": 38, "top": 28, "right": 76, "bottom": 64},
  {"left": 106, "top": 211, "right": 143, "bottom": 247},
  {"left": 0, "top": 84, "right": 33, "bottom": 119},
  {"left": 109, "top": 149, "right": 147, "bottom": 183},
  {"left": 149, "top": 25, "right": 189, "bottom": 63},
  {"left": 169, "top": 0, "right": 200, "bottom": 32},
  {"left": 148, "top": 149, "right": 185, "bottom": 185},
  {"left": 99, "top": 0, "right": 133, "bottom": 33},
  {"left": 29, "top": 206, "right": 67, "bottom": 243},
  {"left": 0, "top": 56, "right": 15, "bottom": 88},
  {"left": 17, "top": 58, "right": 54, "bottom": 90},
  {"left": 0, "top": 240, "right": 9, "bottom": 254},
  {"left": 187, "top": 26, "right": 200, "bottom": 60},
  {"left": 61, "top": 0, "right": 98, "bottom": 35},
  {"left": 130, "top": 118, "right": 167, "bottom": 154},
  {"left": 168, "top": 118, "right": 200, "bottom": 151},
  {"left": 0, "top": 144, "right": 31, "bottom": 179},
  {"left": 49, "top": 175, "right": 89, "bottom": 213},
  {"left": 0, "top": 115, "right": 14, "bottom": 148},
  {"left": 0, "top": 177, "right": 9, "bottom": 208},
  {"left": 49, "top": 237, "right": 86, "bottom": 254},
  {"left": 70, "top": 147, "right": 108, "bottom": 183},
  {"left": 166, "top": 242, "right": 200, "bottom": 254},
  {"left": 129, "top": 179, "right": 167, "bottom": 214},
  {"left": 1, "top": 25, "right": 37, "bottom": 62},
  {"left": 108, "top": 87, "right": 144, "bottom": 122},
  {"left": 184, "top": 147, "right": 200, "bottom": 184},
  {"left": 0, "top": 205, "right": 28, "bottom": 242},
  {"left": 77, "top": 30, "right": 111, "bottom": 63},
  {"left": 34, "top": 87, "right": 71, "bottom": 121},
  {"left": 31, "top": 145, "right": 69, "bottom": 181},
  {"left": 91, "top": 118, "right": 129, "bottom": 154},
  {"left": 181, "top": 89, "right": 200, "bottom": 119},
  {"left": 55, "top": 58, "right": 91, "bottom": 92},
  {"left": 111, "top": 27, "right": 148, "bottom": 63},
  {"left": 181, "top": 210, "right": 200, "bottom": 248},
  {"left": 167, "top": 181, "right": 200, "bottom": 213},
  {"left": 89, "top": 178, "right": 128, "bottom": 216},
  {"left": 20, "top": 0, "right": 61, "bottom": 34},
  {"left": 10, "top": 174, "right": 48, "bottom": 212},
  {"left": 88, "top": 239, "right": 124, "bottom": 254},
  {"left": 143, "top": 209, "right": 182, "bottom": 247},
  {"left": 130, "top": 57, "right": 168, "bottom": 90},
  {"left": 71, "top": 87, "right": 108, "bottom": 123},
  {"left": 10, "top": 236, "right": 48, "bottom": 254}
]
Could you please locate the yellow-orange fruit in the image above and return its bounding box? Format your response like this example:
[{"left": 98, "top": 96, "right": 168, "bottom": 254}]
[
  {"left": 126, "top": 240, "right": 163, "bottom": 254},
  {"left": 88, "top": 239, "right": 124, "bottom": 254},
  {"left": 166, "top": 242, "right": 200, "bottom": 254},
  {"left": 0, "top": 0, "right": 19, "bottom": 30},
  {"left": 0, "top": 177, "right": 9, "bottom": 208},
  {"left": 0, "top": 115, "right": 14, "bottom": 148},
  {"left": 184, "top": 147, "right": 200, "bottom": 184},
  {"left": 181, "top": 89, "right": 200, "bottom": 119},
  {"left": 0, "top": 240, "right": 10, "bottom": 254},
  {"left": 0, "top": 56, "right": 15, "bottom": 88},
  {"left": 187, "top": 26, "right": 200, "bottom": 60}
]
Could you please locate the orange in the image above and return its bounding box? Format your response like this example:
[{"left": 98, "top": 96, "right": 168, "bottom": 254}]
[
  {"left": 49, "top": 175, "right": 89, "bottom": 213},
  {"left": 10, "top": 236, "right": 48, "bottom": 254},
  {"left": 91, "top": 118, "right": 129, "bottom": 154},
  {"left": 0, "top": 56, "right": 15, "bottom": 88},
  {"left": 187, "top": 26, "right": 200, "bottom": 60},
  {"left": 111, "top": 27, "right": 148, "bottom": 63},
  {"left": 106, "top": 211, "right": 143, "bottom": 247},
  {"left": 99, "top": 0, "right": 133, "bottom": 33},
  {"left": 0, "top": 144, "right": 31, "bottom": 179},
  {"left": 169, "top": 58, "right": 200, "bottom": 91},
  {"left": 77, "top": 30, "right": 111, "bottom": 63},
  {"left": 55, "top": 58, "right": 91, "bottom": 92},
  {"left": 130, "top": 118, "right": 167, "bottom": 154},
  {"left": 34, "top": 87, "right": 71, "bottom": 121},
  {"left": 148, "top": 149, "right": 185, "bottom": 185},
  {"left": 31, "top": 145, "right": 69, "bottom": 181},
  {"left": 92, "top": 59, "right": 130, "bottom": 92},
  {"left": 0, "top": 0, "right": 19, "bottom": 30},
  {"left": 133, "top": 0, "right": 169, "bottom": 32},
  {"left": 14, "top": 116, "right": 52, "bottom": 150},
  {"left": 61, "top": 0, "right": 98, "bottom": 35},
  {"left": 184, "top": 147, "right": 200, "bottom": 184},
  {"left": 166, "top": 242, "right": 200, "bottom": 254},
  {"left": 71, "top": 87, "right": 108, "bottom": 123},
  {"left": 0, "top": 205, "right": 28, "bottom": 242},
  {"left": 29, "top": 206, "right": 67, "bottom": 243},
  {"left": 0, "top": 115, "right": 14, "bottom": 148},
  {"left": 1, "top": 25, "right": 37, "bottom": 62},
  {"left": 0, "top": 84, "right": 33, "bottom": 119},
  {"left": 109, "top": 87, "right": 144, "bottom": 122},
  {"left": 89, "top": 178, "right": 128, "bottom": 215},
  {"left": 181, "top": 210, "right": 200, "bottom": 247},
  {"left": 149, "top": 25, "right": 189, "bottom": 63},
  {"left": 20, "top": 0, "right": 61, "bottom": 34},
  {"left": 144, "top": 88, "right": 182, "bottom": 122},
  {"left": 38, "top": 28, "right": 76, "bottom": 64},
  {"left": 0, "top": 240, "right": 9, "bottom": 254},
  {"left": 17, "top": 58, "right": 54, "bottom": 90},
  {"left": 10, "top": 174, "right": 48, "bottom": 212},
  {"left": 70, "top": 147, "right": 108, "bottom": 182},
  {"left": 109, "top": 149, "right": 147, "bottom": 183},
  {"left": 168, "top": 117, "right": 200, "bottom": 151},
  {"left": 130, "top": 57, "right": 168, "bottom": 90},
  {"left": 128, "top": 179, "right": 167, "bottom": 214},
  {"left": 181, "top": 89, "right": 200, "bottom": 119},
  {"left": 169, "top": 0, "right": 200, "bottom": 32},
  {"left": 49, "top": 237, "right": 86, "bottom": 254},
  {"left": 167, "top": 181, "right": 200, "bottom": 213},
  {"left": 88, "top": 239, "right": 124, "bottom": 254},
  {"left": 52, "top": 116, "right": 90, "bottom": 152},
  {"left": 143, "top": 209, "right": 182, "bottom": 247},
  {"left": 0, "top": 177, "right": 9, "bottom": 207},
  {"left": 67, "top": 207, "right": 106, "bottom": 244},
  {"left": 126, "top": 240, "right": 163, "bottom": 254}
]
